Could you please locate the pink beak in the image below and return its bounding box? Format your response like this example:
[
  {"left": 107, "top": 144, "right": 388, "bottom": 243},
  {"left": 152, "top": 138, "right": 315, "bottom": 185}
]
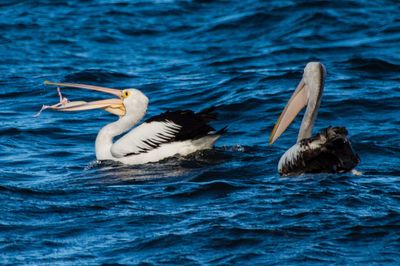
[
  {"left": 269, "top": 78, "right": 308, "bottom": 144},
  {"left": 36, "top": 81, "right": 126, "bottom": 117}
]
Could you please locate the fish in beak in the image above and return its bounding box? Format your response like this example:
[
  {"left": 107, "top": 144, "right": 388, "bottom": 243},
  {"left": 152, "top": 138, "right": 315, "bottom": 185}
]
[
  {"left": 35, "top": 81, "right": 126, "bottom": 117},
  {"left": 269, "top": 78, "right": 308, "bottom": 144}
]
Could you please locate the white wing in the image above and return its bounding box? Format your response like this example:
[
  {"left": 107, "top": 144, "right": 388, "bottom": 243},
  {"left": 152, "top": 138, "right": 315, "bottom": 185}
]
[{"left": 111, "top": 121, "right": 182, "bottom": 158}]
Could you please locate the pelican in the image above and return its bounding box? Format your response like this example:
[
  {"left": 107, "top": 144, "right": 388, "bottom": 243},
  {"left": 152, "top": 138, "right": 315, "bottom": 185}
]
[
  {"left": 39, "top": 81, "right": 227, "bottom": 165},
  {"left": 269, "top": 62, "right": 360, "bottom": 176}
]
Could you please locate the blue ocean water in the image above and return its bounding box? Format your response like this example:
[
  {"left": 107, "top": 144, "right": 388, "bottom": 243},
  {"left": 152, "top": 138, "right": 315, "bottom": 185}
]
[{"left": 1, "top": 0, "right": 400, "bottom": 264}]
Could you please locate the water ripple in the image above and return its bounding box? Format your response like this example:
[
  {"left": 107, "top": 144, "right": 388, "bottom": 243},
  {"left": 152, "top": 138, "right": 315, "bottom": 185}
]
[{"left": 0, "top": 0, "right": 399, "bottom": 264}]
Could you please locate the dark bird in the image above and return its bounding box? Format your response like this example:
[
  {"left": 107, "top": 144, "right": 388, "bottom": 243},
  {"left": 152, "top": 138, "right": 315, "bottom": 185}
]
[{"left": 269, "top": 62, "right": 360, "bottom": 176}]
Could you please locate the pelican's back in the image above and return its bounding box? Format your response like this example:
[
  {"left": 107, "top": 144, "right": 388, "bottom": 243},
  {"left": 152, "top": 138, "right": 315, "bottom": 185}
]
[{"left": 278, "top": 127, "right": 360, "bottom": 176}]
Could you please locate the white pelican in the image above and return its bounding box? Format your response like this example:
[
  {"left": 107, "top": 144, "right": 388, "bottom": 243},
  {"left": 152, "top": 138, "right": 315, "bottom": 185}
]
[
  {"left": 39, "top": 81, "right": 227, "bottom": 165},
  {"left": 269, "top": 62, "right": 360, "bottom": 176}
]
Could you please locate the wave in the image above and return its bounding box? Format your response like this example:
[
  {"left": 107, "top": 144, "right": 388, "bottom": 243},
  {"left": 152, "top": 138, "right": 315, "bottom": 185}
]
[{"left": 64, "top": 69, "right": 134, "bottom": 83}]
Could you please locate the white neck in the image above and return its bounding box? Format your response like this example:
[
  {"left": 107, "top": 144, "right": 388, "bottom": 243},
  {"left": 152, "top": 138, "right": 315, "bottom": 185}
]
[
  {"left": 297, "top": 78, "right": 323, "bottom": 142},
  {"left": 95, "top": 111, "right": 145, "bottom": 160}
]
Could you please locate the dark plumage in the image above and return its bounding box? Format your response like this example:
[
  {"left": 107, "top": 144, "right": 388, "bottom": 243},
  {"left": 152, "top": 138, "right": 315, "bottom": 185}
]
[
  {"left": 121, "top": 106, "right": 227, "bottom": 157},
  {"left": 279, "top": 127, "right": 360, "bottom": 176},
  {"left": 145, "top": 106, "right": 227, "bottom": 142}
]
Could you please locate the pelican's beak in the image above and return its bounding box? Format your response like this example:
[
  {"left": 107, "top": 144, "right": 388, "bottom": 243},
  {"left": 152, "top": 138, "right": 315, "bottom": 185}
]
[
  {"left": 269, "top": 78, "right": 308, "bottom": 144},
  {"left": 38, "top": 81, "right": 126, "bottom": 116}
]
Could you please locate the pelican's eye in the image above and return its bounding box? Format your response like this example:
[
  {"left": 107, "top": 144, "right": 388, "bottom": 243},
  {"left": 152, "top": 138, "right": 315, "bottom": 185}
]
[{"left": 122, "top": 90, "right": 131, "bottom": 98}]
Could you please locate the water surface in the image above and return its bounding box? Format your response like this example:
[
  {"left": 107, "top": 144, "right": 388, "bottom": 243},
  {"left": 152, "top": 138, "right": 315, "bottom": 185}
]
[{"left": 1, "top": 0, "right": 400, "bottom": 264}]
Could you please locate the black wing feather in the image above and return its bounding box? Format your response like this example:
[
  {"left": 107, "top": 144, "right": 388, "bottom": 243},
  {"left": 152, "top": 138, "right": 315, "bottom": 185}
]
[
  {"left": 280, "top": 126, "right": 360, "bottom": 175},
  {"left": 145, "top": 106, "right": 224, "bottom": 142},
  {"left": 121, "top": 107, "right": 226, "bottom": 157}
]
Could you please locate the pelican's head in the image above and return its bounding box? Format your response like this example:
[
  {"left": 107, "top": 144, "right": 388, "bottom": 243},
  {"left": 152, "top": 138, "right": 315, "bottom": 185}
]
[
  {"left": 120, "top": 88, "right": 149, "bottom": 116},
  {"left": 39, "top": 81, "right": 149, "bottom": 118},
  {"left": 269, "top": 62, "right": 326, "bottom": 144}
]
